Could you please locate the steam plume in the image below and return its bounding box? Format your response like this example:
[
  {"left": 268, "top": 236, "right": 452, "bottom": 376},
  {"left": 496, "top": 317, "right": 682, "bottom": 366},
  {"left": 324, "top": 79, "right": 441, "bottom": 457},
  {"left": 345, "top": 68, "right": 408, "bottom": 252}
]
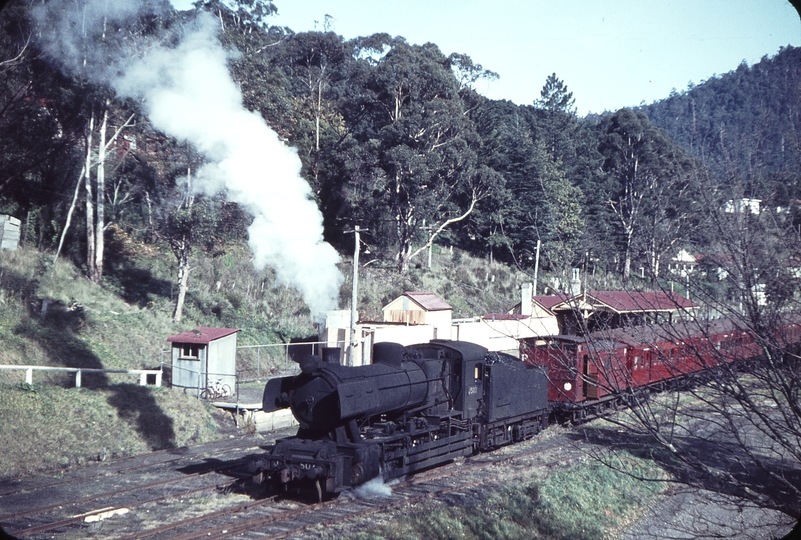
[{"left": 30, "top": 0, "right": 343, "bottom": 318}]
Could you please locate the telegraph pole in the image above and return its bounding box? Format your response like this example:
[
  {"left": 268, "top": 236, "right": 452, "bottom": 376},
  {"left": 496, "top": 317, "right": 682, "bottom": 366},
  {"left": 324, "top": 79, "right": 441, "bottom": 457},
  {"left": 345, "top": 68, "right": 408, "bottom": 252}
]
[
  {"left": 533, "top": 239, "right": 541, "bottom": 296},
  {"left": 347, "top": 226, "right": 363, "bottom": 367}
]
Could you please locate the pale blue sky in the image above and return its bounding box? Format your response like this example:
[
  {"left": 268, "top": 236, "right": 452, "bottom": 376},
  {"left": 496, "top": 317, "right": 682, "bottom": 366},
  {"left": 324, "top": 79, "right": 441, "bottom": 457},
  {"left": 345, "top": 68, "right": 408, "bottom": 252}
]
[{"left": 171, "top": 0, "right": 801, "bottom": 116}]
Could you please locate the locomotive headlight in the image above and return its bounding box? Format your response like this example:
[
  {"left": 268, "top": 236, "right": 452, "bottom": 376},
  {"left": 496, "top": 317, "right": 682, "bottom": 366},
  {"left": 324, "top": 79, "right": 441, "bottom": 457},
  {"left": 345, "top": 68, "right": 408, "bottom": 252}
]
[{"left": 563, "top": 382, "right": 573, "bottom": 391}]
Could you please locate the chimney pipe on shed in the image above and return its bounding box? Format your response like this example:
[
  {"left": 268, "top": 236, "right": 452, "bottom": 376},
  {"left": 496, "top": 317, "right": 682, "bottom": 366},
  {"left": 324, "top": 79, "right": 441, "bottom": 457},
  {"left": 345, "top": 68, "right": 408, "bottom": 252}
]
[{"left": 521, "top": 283, "right": 533, "bottom": 316}]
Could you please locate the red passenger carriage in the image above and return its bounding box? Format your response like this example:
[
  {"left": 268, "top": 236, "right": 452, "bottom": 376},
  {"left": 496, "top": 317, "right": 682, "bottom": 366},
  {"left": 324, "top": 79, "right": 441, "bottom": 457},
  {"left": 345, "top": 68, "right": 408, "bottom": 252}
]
[{"left": 519, "top": 317, "right": 797, "bottom": 421}]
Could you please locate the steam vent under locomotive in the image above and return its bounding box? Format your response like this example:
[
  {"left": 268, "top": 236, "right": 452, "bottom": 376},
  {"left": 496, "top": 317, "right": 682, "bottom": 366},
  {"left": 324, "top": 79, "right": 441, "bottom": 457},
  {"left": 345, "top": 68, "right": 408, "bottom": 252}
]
[{"left": 249, "top": 340, "right": 548, "bottom": 500}]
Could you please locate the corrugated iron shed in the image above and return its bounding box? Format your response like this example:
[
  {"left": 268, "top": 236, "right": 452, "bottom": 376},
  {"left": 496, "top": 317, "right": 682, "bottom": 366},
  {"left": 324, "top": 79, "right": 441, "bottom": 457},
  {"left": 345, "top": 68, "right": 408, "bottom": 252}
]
[{"left": 0, "top": 215, "right": 21, "bottom": 251}]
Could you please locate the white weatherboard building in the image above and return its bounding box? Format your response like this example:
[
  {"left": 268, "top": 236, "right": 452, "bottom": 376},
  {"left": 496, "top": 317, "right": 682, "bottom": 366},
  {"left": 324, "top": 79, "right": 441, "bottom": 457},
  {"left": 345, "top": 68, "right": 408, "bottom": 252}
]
[{"left": 325, "top": 286, "right": 558, "bottom": 364}]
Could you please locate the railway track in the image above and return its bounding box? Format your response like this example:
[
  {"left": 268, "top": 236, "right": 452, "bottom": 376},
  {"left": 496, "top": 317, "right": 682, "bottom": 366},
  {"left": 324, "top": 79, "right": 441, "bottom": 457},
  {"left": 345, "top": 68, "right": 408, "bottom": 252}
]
[
  {"left": 0, "top": 434, "right": 273, "bottom": 539},
  {"left": 0, "top": 434, "right": 267, "bottom": 499},
  {"left": 135, "top": 433, "right": 586, "bottom": 540},
  {"left": 2, "top": 427, "right": 590, "bottom": 539}
]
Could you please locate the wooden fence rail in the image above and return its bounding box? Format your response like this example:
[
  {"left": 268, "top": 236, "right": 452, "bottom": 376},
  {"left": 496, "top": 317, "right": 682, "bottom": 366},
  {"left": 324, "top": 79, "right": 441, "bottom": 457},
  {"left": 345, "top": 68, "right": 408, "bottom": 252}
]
[{"left": 0, "top": 365, "right": 163, "bottom": 387}]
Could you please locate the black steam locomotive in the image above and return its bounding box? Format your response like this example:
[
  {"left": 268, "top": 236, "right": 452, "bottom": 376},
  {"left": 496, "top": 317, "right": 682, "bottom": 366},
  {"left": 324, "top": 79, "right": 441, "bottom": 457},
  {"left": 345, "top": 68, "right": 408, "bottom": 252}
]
[{"left": 249, "top": 340, "right": 548, "bottom": 500}]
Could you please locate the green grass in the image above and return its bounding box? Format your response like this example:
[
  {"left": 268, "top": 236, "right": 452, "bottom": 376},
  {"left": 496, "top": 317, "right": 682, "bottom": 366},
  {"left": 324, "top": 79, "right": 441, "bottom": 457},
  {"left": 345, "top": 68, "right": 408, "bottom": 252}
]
[
  {"left": 345, "top": 453, "right": 668, "bottom": 540},
  {"left": 0, "top": 382, "right": 224, "bottom": 479}
]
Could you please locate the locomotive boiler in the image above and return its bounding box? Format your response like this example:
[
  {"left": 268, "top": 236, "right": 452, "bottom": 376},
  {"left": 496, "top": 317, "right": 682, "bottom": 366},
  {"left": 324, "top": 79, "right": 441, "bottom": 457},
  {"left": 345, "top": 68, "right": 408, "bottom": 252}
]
[{"left": 250, "top": 340, "right": 548, "bottom": 500}]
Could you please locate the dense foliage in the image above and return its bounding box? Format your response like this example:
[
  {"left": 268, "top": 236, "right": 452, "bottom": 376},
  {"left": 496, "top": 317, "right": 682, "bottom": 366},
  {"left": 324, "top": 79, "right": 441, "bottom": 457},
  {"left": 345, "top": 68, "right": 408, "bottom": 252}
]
[{"left": 0, "top": 0, "right": 798, "bottom": 298}]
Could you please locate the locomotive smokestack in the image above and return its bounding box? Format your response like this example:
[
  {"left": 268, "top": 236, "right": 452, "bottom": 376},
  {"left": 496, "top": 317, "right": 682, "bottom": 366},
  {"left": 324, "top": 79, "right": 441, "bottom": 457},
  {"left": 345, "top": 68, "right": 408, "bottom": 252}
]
[{"left": 321, "top": 347, "right": 341, "bottom": 365}]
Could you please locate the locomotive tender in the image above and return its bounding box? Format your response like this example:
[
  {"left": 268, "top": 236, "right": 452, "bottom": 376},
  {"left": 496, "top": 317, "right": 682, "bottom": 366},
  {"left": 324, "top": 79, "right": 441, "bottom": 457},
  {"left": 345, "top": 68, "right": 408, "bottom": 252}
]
[{"left": 250, "top": 340, "right": 549, "bottom": 499}]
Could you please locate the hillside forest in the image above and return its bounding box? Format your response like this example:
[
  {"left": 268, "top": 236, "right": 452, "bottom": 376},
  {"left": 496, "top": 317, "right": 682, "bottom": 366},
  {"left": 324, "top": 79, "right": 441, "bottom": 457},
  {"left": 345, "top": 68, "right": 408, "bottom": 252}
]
[{"left": 0, "top": 0, "right": 799, "bottom": 318}]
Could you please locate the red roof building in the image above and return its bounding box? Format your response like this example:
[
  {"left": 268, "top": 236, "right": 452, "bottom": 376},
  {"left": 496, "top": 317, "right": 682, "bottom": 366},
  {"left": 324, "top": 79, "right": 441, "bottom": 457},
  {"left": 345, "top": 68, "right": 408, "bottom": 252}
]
[
  {"left": 512, "top": 290, "right": 697, "bottom": 336},
  {"left": 578, "top": 291, "right": 696, "bottom": 313},
  {"left": 549, "top": 291, "right": 697, "bottom": 335}
]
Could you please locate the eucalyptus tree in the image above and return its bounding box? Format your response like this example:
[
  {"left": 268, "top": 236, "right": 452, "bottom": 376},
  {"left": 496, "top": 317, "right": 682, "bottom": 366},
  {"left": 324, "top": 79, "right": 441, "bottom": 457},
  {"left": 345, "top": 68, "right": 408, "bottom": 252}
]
[
  {"left": 598, "top": 108, "right": 696, "bottom": 283},
  {"left": 349, "top": 38, "right": 492, "bottom": 272}
]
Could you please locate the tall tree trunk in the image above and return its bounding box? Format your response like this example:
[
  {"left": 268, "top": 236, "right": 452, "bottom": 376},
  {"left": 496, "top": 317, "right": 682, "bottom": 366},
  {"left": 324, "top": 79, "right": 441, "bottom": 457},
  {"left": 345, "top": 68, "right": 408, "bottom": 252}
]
[
  {"left": 622, "top": 224, "right": 634, "bottom": 285},
  {"left": 94, "top": 107, "right": 108, "bottom": 283},
  {"left": 172, "top": 166, "right": 194, "bottom": 323},
  {"left": 315, "top": 77, "right": 322, "bottom": 152},
  {"left": 54, "top": 166, "right": 85, "bottom": 263},
  {"left": 56, "top": 111, "right": 133, "bottom": 265},
  {"left": 85, "top": 113, "right": 96, "bottom": 282},
  {"left": 172, "top": 238, "right": 189, "bottom": 323}
]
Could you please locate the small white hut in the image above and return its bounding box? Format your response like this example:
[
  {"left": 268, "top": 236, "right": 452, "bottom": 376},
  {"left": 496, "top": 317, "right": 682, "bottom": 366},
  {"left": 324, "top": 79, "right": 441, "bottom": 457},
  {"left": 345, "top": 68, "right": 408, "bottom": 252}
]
[
  {"left": 0, "top": 215, "right": 21, "bottom": 250},
  {"left": 166, "top": 327, "right": 238, "bottom": 396}
]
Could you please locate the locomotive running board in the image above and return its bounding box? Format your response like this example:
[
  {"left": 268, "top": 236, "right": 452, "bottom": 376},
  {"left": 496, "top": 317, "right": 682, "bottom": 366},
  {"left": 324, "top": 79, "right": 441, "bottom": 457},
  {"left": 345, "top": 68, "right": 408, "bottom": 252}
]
[{"left": 381, "top": 431, "right": 473, "bottom": 479}]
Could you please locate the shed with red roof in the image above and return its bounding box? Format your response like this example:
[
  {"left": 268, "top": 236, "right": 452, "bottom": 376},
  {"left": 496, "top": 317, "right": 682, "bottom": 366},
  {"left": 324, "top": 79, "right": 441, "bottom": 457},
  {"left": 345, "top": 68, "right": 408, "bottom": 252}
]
[
  {"left": 166, "top": 327, "right": 239, "bottom": 397},
  {"left": 382, "top": 292, "right": 453, "bottom": 340}
]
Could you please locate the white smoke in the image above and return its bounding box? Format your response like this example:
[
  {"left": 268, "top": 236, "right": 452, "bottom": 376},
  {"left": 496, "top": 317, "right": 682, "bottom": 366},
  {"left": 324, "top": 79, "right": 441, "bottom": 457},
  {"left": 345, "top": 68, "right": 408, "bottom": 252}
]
[
  {"left": 30, "top": 1, "right": 343, "bottom": 318},
  {"left": 351, "top": 476, "right": 396, "bottom": 498}
]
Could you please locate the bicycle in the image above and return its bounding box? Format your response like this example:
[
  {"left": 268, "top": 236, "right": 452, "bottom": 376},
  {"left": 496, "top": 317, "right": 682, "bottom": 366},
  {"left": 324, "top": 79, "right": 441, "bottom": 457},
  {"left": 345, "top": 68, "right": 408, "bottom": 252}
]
[{"left": 200, "top": 378, "right": 232, "bottom": 400}]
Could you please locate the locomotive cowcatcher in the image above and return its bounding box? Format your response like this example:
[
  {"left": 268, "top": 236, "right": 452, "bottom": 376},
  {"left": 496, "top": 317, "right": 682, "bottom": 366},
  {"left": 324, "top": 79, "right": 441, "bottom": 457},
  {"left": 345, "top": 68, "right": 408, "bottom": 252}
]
[{"left": 249, "top": 340, "right": 548, "bottom": 500}]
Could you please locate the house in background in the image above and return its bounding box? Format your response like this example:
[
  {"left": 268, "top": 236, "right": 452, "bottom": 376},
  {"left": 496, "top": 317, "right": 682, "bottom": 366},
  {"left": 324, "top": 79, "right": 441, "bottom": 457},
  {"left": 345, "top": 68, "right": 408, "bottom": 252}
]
[
  {"left": 668, "top": 249, "right": 699, "bottom": 277},
  {"left": 456, "top": 283, "right": 560, "bottom": 351},
  {"left": 723, "top": 198, "right": 762, "bottom": 215},
  {"left": 381, "top": 292, "right": 454, "bottom": 339},
  {"left": 326, "top": 293, "right": 454, "bottom": 366},
  {"left": 167, "top": 327, "right": 239, "bottom": 396}
]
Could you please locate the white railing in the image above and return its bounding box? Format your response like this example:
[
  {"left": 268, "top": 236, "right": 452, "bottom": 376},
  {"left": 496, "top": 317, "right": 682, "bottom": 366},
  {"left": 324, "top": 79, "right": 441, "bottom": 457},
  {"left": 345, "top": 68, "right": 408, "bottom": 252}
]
[{"left": 0, "top": 365, "right": 162, "bottom": 387}]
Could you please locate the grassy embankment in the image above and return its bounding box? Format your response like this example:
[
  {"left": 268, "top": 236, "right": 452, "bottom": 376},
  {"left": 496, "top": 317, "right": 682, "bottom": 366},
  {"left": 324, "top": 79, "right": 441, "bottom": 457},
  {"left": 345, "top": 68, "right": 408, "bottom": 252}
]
[
  {"left": 0, "top": 244, "right": 240, "bottom": 479},
  {"left": 345, "top": 451, "right": 667, "bottom": 540}
]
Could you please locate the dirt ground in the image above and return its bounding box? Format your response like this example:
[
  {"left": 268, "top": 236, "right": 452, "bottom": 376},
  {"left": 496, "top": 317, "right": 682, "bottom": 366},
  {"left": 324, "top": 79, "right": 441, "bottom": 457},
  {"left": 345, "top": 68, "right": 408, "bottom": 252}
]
[{"left": 621, "top": 485, "right": 796, "bottom": 540}]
